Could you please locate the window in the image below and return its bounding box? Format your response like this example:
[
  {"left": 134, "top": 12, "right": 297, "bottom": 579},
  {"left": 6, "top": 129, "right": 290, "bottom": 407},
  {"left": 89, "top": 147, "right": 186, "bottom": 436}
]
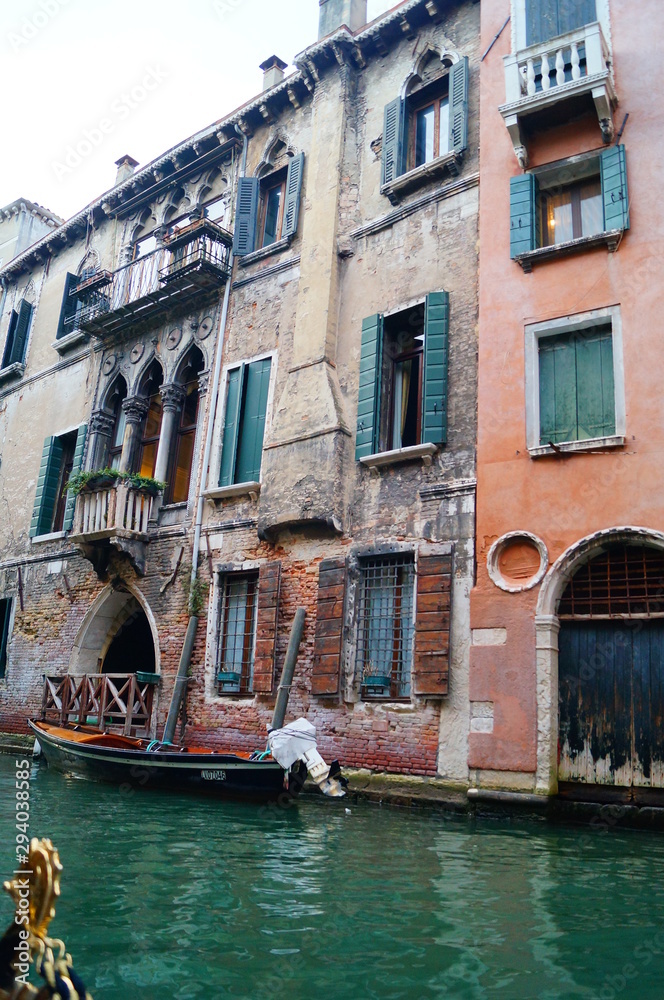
[
  {"left": 30, "top": 425, "right": 87, "bottom": 537},
  {"left": 137, "top": 362, "right": 164, "bottom": 479},
  {"left": 381, "top": 57, "right": 469, "bottom": 189},
  {"left": 525, "top": 307, "right": 625, "bottom": 455},
  {"left": 167, "top": 351, "right": 204, "bottom": 504},
  {"left": 1, "top": 299, "right": 33, "bottom": 369},
  {"left": 216, "top": 573, "right": 259, "bottom": 694},
  {"left": 355, "top": 293, "right": 449, "bottom": 460},
  {"left": 232, "top": 153, "right": 305, "bottom": 257},
  {"left": 356, "top": 555, "right": 415, "bottom": 699},
  {"left": 0, "top": 598, "right": 12, "bottom": 679},
  {"left": 219, "top": 357, "right": 272, "bottom": 487},
  {"left": 510, "top": 146, "right": 629, "bottom": 261},
  {"left": 106, "top": 379, "right": 127, "bottom": 470},
  {"left": 526, "top": 0, "right": 597, "bottom": 46},
  {"left": 56, "top": 273, "right": 85, "bottom": 339}
]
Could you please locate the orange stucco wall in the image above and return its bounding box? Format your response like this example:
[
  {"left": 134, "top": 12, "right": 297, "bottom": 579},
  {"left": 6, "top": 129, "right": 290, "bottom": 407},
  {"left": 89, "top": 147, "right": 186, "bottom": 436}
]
[{"left": 471, "top": 0, "right": 664, "bottom": 773}]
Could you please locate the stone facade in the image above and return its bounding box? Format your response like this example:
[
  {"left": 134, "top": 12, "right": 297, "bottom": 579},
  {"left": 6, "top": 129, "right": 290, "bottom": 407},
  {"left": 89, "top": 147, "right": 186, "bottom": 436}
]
[{"left": 0, "top": 0, "right": 479, "bottom": 784}]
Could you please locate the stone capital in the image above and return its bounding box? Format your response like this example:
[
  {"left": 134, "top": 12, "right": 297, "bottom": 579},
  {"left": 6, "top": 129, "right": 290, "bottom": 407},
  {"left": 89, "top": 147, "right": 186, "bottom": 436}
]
[
  {"left": 160, "top": 383, "right": 187, "bottom": 412},
  {"left": 122, "top": 396, "right": 149, "bottom": 424},
  {"left": 89, "top": 409, "right": 115, "bottom": 437}
]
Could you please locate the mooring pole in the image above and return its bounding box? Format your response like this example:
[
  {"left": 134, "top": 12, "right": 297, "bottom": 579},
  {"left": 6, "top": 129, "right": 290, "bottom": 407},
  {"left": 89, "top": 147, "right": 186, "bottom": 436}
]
[{"left": 270, "top": 607, "right": 306, "bottom": 732}]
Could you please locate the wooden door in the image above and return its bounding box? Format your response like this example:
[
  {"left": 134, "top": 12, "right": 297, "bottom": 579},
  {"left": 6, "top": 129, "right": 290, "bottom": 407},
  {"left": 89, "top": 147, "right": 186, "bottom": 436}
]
[{"left": 559, "top": 619, "right": 664, "bottom": 790}]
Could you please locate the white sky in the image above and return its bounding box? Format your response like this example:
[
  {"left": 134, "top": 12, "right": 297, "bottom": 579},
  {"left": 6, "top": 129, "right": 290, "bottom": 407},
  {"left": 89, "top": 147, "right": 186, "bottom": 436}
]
[{"left": 0, "top": 0, "right": 394, "bottom": 223}]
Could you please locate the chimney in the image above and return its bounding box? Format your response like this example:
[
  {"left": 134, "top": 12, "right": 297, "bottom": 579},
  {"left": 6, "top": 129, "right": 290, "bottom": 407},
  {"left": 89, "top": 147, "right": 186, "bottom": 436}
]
[
  {"left": 260, "top": 55, "right": 288, "bottom": 92},
  {"left": 114, "top": 155, "right": 139, "bottom": 186},
  {"left": 318, "top": 0, "right": 367, "bottom": 39}
]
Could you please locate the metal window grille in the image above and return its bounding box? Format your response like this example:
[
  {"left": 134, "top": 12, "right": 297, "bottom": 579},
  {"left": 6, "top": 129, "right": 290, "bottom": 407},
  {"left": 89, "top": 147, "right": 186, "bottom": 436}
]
[
  {"left": 356, "top": 554, "right": 415, "bottom": 698},
  {"left": 216, "top": 573, "right": 258, "bottom": 694},
  {"left": 559, "top": 545, "right": 664, "bottom": 618}
]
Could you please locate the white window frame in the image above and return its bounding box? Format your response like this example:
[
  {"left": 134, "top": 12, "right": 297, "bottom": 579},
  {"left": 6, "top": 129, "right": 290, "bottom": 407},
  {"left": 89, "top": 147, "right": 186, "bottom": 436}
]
[{"left": 525, "top": 305, "right": 625, "bottom": 457}]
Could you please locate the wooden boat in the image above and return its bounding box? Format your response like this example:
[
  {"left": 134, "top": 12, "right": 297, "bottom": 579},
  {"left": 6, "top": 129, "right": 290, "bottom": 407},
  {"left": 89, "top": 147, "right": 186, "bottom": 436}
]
[{"left": 28, "top": 719, "right": 305, "bottom": 801}]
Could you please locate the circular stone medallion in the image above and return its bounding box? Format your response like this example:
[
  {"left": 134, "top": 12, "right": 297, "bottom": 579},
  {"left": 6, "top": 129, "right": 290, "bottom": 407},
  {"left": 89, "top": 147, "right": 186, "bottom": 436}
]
[
  {"left": 130, "top": 344, "right": 145, "bottom": 364},
  {"left": 166, "top": 328, "right": 183, "bottom": 350},
  {"left": 487, "top": 532, "right": 548, "bottom": 593}
]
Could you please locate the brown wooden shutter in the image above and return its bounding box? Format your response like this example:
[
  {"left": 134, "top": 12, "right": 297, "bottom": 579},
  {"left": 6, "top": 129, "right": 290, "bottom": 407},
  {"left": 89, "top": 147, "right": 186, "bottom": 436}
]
[
  {"left": 253, "top": 561, "right": 281, "bottom": 694},
  {"left": 312, "top": 558, "right": 346, "bottom": 696},
  {"left": 413, "top": 552, "right": 452, "bottom": 696}
]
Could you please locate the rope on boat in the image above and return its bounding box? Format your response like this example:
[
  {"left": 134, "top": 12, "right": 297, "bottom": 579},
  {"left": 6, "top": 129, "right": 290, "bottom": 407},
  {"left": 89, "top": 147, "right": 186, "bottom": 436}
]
[{"left": 37, "top": 939, "right": 93, "bottom": 1000}]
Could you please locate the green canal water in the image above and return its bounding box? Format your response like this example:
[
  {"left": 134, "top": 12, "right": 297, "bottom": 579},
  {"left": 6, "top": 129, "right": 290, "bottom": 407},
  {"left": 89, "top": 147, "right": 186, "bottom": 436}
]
[{"left": 1, "top": 755, "right": 664, "bottom": 1000}]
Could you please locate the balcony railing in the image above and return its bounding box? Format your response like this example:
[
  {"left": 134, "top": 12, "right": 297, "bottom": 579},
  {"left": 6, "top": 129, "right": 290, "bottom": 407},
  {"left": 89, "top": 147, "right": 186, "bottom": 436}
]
[
  {"left": 70, "top": 481, "right": 157, "bottom": 576},
  {"left": 76, "top": 219, "right": 233, "bottom": 336},
  {"left": 501, "top": 22, "right": 616, "bottom": 163},
  {"left": 42, "top": 673, "right": 156, "bottom": 737}
]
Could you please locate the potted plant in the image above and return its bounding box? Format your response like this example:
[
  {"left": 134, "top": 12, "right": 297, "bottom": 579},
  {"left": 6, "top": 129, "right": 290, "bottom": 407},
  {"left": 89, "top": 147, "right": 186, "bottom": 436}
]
[
  {"left": 217, "top": 670, "right": 242, "bottom": 691},
  {"left": 64, "top": 468, "right": 165, "bottom": 497},
  {"left": 361, "top": 662, "right": 392, "bottom": 692}
]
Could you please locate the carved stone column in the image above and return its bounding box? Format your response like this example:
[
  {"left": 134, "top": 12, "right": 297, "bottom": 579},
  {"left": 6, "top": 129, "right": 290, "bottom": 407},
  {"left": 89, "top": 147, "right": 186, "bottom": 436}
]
[
  {"left": 153, "top": 383, "right": 186, "bottom": 487},
  {"left": 87, "top": 409, "right": 115, "bottom": 470},
  {"left": 119, "top": 397, "right": 149, "bottom": 474}
]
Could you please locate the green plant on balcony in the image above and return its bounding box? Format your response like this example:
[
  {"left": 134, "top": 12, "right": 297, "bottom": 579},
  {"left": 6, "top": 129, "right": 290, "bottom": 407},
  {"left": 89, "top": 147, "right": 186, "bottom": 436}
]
[{"left": 64, "top": 467, "right": 166, "bottom": 497}]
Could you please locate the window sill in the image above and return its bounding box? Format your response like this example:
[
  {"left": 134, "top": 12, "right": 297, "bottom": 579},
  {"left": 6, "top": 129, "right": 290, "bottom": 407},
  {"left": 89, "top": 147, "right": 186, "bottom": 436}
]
[
  {"left": 380, "top": 150, "right": 463, "bottom": 205},
  {"left": 529, "top": 435, "right": 625, "bottom": 458},
  {"left": 515, "top": 229, "right": 624, "bottom": 272},
  {"left": 0, "top": 362, "right": 25, "bottom": 385},
  {"left": 205, "top": 482, "right": 261, "bottom": 501},
  {"left": 360, "top": 443, "right": 437, "bottom": 473},
  {"left": 52, "top": 328, "right": 88, "bottom": 354},
  {"left": 30, "top": 530, "right": 67, "bottom": 544},
  {"left": 237, "top": 237, "right": 291, "bottom": 268}
]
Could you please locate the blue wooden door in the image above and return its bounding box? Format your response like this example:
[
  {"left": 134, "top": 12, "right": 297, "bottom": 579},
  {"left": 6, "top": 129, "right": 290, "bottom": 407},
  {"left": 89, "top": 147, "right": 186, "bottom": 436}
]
[{"left": 559, "top": 619, "right": 664, "bottom": 789}]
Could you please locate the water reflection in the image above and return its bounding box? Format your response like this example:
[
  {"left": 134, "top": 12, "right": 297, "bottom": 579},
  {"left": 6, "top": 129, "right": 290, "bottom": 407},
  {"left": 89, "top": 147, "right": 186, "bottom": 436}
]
[{"left": 1, "top": 757, "right": 664, "bottom": 1000}]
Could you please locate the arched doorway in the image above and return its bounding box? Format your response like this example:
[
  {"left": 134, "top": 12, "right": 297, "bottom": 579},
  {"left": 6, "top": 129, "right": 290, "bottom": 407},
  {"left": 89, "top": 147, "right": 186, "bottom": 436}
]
[
  {"left": 557, "top": 542, "right": 664, "bottom": 801},
  {"left": 70, "top": 584, "right": 159, "bottom": 677},
  {"left": 102, "top": 606, "right": 155, "bottom": 674}
]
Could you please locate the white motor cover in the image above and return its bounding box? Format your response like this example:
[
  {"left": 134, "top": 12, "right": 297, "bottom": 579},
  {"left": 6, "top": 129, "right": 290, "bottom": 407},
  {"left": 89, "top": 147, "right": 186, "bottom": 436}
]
[{"left": 267, "top": 718, "right": 318, "bottom": 769}]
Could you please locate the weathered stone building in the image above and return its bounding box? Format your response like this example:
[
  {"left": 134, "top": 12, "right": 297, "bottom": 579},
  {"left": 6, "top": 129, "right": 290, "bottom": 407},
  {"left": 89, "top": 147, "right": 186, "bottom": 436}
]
[{"left": 0, "top": 0, "right": 479, "bottom": 783}]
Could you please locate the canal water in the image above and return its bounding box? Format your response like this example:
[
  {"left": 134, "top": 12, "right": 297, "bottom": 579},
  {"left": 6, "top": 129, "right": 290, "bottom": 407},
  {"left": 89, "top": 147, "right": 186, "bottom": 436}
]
[{"left": 1, "top": 755, "right": 664, "bottom": 1000}]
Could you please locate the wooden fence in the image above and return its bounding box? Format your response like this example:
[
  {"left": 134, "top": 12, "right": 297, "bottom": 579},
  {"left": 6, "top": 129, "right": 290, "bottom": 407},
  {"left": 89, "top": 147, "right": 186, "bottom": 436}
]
[{"left": 41, "top": 673, "right": 156, "bottom": 737}]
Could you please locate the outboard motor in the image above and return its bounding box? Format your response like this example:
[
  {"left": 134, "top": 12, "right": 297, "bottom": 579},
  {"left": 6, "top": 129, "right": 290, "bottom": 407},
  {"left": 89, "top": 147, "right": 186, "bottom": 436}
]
[{"left": 267, "top": 718, "right": 347, "bottom": 798}]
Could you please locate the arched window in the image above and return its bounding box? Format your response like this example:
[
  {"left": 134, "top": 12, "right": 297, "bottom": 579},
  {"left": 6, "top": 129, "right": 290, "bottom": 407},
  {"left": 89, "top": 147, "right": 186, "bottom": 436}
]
[
  {"left": 105, "top": 376, "right": 127, "bottom": 469},
  {"left": 168, "top": 348, "right": 204, "bottom": 504},
  {"left": 137, "top": 361, "right": 163, "bottom": 478}
]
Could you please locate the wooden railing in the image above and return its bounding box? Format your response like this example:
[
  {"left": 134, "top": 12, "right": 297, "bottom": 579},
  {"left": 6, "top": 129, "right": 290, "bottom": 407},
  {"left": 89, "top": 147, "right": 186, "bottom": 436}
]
[
  {"left": 73, "top": 483, "right": 154, "bottom": 537},
  {"left": 41, "top": 673, "right": 156, "bottom": 736}
]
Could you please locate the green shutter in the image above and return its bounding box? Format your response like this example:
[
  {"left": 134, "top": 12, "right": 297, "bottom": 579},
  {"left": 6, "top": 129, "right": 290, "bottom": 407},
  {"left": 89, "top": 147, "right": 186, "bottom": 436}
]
[
  {"left": 539, "top": 335, "right": 577, "bottom": 444},
  {"left": 559, "top": 0, "right": 596, "bottom": 34},
  {"left": 219, "top": 365, "right": 245, "bottom": 487},
  {"left": 63, "top": 423, "right": 88, "bottom": 531},
  {"left": 235, "top": 358, "right": 272, "bottom": 484},
  {"left": 56, "top": 273, "right": 79, "bottom": 339},
  {"left": 9, "top": 300, "right": 33, "bottom": 366},
  {"left": 0, "top": 599, "right": 11, "bottom": 679},
  {"left": 381, "top": 98, "right": 406, "bottom": 186},
  {"left": 30, "top": 436, "right": 63, "bottom": 537},
  {"left": 282, "top": 153, "right": 304, "bottom": 240},
  {"left": 448, "top": 57, "right": 469, "bottom": 157},
  {"left": 601, "top": 145, "right": 630, "bottom": 232},
  {"left": 2, "top": 311, "right": 18, "bottom": 369},
  {"left": 510, "top": 174, "right": 540, "bottom": 258},
  {"left": 528, "top": 0, "right": 597, "bottom": 43},
  {"left": 356, "top": 313, "right": 383, "bottom": 460},
  {"left": 422, "top": 291, "right": 450, "bottom": 446},
  {"left": 232, "top": 178, "right": 259, "bottom": 256},
  {"left": 575, "top": 327, "right": 615, "bottom": 440}
]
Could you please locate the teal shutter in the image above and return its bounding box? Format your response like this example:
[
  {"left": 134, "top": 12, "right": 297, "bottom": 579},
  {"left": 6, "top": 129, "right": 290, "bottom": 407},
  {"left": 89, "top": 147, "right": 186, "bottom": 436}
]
[
  {"left": 9, "top": 300, "right": 33, "bottom": 366},
  {"left": 232, "top": 178, "right": 259, "bottom": 256},
  {"left": 539, "top": 334, "right": 577, "bottom": 444},
  {"left": 282, "top": 153, "right": 304, "bottom": 239},
  {"left": 56, "top": 273, "right": 79, "bottom": 339},
  {"left": 0, "top": 599, "right": 11, "bottom": 679},
  {"left": 30, "top": 436, "right": 63, "bottom": 537},
  {"left": 219, "top": 365, "right": 245, "bottom": 487},
  {"left": 235, "top": 358, "right": 272, "bottom": 483},
  {"left": 422, "top": 291, "right": 450, "bottom": 446},
  {"left": 356, "top": 313, "right": 383, "bottom": 460},
  {"left": 575, "top": 327, "right": 615, "bottom": 440},
  {"left": 510, "top": 174, "right": 540, "bottom": 258},
  {"left": 528, "top": 0, "right": 597, "bottom": 44},
  {"left": 601, "top": 145, "right": 629, "bottom": 232},
  {"left": 63, "top": 423, "right": 87, "bottom": 531},
  {"left": 381, "top": 98, "right": 406, "bottom": 186},
  {"left": 448, "top": 57, "right": 469, "bottom": 157},
  {"left": 559, "top": 0, "right": 596, "bottom": 34},
  {"left": 2, "top": 311, "right": 18, "bottom": 369}
]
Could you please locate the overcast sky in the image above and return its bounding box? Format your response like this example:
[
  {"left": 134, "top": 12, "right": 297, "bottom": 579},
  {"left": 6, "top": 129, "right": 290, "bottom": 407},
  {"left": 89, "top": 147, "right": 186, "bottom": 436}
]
[{"left": 0, "top": 0, "right": 394, "bottom": 223}]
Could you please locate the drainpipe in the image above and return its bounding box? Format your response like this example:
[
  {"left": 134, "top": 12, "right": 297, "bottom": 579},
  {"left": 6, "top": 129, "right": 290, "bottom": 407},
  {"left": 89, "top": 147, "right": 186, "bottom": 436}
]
[{"left": 162, "top": 126, "right": 247, "bottom": 744}]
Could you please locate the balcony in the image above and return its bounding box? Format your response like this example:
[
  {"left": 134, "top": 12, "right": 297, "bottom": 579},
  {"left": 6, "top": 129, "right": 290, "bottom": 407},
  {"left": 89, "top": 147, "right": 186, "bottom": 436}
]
[
  {"left": 41, "top": 672, "right": 157, "bottom": 737},
  {"left": 500, "top": 22, "right": 616, "bottom": 166},
  {"left": 77, "top": 219, "right": 233, "bottom": 337},
  {"left": 69, "top": 481, "right": 157, "bottom": 578}
]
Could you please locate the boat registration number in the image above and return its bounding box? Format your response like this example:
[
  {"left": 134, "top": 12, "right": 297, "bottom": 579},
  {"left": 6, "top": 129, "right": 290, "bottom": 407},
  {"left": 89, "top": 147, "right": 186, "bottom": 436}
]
[{"left": 201, "top": 769, "right": 227, "bottom": 781}]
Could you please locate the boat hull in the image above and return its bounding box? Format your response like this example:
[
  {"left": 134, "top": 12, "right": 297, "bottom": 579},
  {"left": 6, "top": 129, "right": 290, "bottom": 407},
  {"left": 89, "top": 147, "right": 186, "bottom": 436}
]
[{"left": 29, "top": 721, "right": 292, "bottom": 801}]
